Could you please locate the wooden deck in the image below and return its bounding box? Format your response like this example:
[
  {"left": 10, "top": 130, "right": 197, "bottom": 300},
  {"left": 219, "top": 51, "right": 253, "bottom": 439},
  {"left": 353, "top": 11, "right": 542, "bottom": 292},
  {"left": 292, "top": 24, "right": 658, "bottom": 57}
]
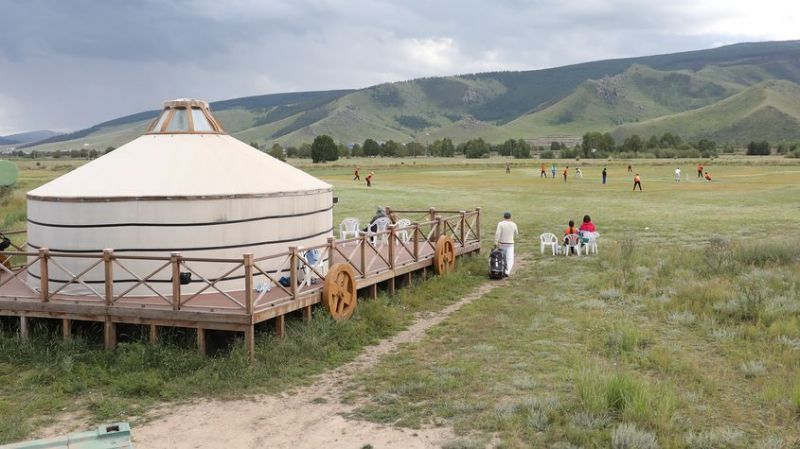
[{"left": 0, "top": 208, "right": 482, "bottom": 358}]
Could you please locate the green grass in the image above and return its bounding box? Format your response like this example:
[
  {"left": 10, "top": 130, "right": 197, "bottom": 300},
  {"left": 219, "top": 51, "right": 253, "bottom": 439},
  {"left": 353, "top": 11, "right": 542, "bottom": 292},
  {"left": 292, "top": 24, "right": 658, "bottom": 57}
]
[{"left": 1, "top": 157, "right": 800, "bottom": 445}]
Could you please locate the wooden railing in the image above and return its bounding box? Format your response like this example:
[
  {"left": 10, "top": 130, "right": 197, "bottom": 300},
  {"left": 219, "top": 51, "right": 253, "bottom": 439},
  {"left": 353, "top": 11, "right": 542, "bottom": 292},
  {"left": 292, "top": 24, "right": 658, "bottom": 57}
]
[{"left": 0, "top": 207, "right": 481, "bottom": 315}]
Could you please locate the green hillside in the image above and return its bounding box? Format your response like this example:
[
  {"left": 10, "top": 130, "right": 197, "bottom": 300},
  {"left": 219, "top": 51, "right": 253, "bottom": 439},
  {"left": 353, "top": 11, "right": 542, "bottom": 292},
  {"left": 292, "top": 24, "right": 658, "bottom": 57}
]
[
  {"left": 21, "top": 40, "right": 800, "bottom": 151},
  {"left": 612, "top": 80, "right": 800, "bottom": 142}
]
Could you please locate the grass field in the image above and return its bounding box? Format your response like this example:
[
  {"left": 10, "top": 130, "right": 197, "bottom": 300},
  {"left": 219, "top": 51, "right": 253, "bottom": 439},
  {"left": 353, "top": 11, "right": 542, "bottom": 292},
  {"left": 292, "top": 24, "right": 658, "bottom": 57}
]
[{"left": 0, "top": 156, "right": 799, "bottom": 447}]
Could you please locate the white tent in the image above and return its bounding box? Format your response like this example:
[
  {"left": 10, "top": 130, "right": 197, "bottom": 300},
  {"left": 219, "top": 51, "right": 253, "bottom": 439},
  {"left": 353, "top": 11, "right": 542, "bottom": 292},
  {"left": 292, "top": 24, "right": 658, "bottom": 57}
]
[{"left": 27, "top": 99, "right": 333, "bottom": 296}]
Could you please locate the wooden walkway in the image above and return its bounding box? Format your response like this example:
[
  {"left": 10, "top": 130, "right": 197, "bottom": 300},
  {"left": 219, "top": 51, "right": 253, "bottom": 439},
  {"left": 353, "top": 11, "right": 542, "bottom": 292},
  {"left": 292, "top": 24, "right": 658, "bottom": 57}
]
[{"left": 0, "top": 208, "right": 481, "bottom": 358}]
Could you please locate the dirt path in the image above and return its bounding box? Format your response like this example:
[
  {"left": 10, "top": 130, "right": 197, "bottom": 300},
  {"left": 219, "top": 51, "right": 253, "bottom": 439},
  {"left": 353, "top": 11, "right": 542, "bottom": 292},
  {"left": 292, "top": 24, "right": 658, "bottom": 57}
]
[{"left": 130, "top": 258, "right": 527, "bottom": 449}]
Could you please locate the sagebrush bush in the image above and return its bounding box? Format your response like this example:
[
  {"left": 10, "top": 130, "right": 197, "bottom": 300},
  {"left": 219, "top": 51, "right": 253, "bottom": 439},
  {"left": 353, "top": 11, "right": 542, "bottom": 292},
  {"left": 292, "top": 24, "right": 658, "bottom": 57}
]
[
  {"left": 611, "top": 423, "right": 659, "bottom": 449},
  {"left": 685, "top": 427, "right": 745, "bottom": 449}
]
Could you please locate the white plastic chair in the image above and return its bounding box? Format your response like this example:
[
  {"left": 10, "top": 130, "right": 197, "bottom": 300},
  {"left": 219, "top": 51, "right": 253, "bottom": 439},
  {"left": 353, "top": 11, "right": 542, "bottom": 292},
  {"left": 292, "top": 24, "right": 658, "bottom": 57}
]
[
  {"left": 564, "top": 234, "right": 581, "bottom": 256},
  {"left": 582, "top": 232, "right": 599, "bottom": 255},
  {"left": 539, "top": 232, "right": 559, "bottom": 255},
  {"left": 339, "top": 217, "right": 360, "bottom": 240},
  {"left": 364, "top": 216, "right": 391, "bottom": 245},
  {"left": 395, "top": 218, "right": 412, "bottom": 243}
]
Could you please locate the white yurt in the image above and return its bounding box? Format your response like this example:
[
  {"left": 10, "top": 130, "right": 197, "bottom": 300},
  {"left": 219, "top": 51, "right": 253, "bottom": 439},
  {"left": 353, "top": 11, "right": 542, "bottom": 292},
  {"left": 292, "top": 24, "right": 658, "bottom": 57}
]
[{"left": 27, "top": 99, "right": 333, "bottom": 296}]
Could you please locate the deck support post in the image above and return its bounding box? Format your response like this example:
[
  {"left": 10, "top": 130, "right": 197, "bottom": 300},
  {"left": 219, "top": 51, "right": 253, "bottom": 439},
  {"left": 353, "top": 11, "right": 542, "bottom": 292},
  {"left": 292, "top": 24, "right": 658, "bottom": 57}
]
[
  {"left": 103, "top": 249, "right": 114, "bottom": 306},
  {"left": 302, "top": 305, "right": 312, "bottom": 324},
  {"left": 475, "top": 207, "right": 481, "bottom": 245},
  {"left": 245, "top": 324, "right": 255, "bottom": 363},
  {"left": 422, "top": 266, "right": 428, "bottom": 280},
  {"left": 388, "top": 225, "right": 395, "bottom": 296},
  {"left": 171, "top": 252, "right": 181, "bottom": 310},
  {"left": 435, "top": 216, "right": 442, "bottom": 241},
  {"left": 369, "top": 283, "right": 377, "bottom": 299},
  {"left": 62, "top": 319, "right": 71, "bottom": 340},
  {"left": 148, "top": 325, "right": 158, "bottom": 344},
  {"left": 196, "top": 328, "right": 206, "bottom": 356},
  {"left": 19, "top": 316, "right": 29, "bottom": 340},
  {"left": 274, "top": 315, "right": 285, "bottom": 339},
  {"left": 428, "top": 207, "right": 437, "bottom": 241},
  {"left": 104, "top": 319, "right": 116, "bottom": 350},
  {"left": 38, "top": 248, "right": 49, "bottom": 302}
]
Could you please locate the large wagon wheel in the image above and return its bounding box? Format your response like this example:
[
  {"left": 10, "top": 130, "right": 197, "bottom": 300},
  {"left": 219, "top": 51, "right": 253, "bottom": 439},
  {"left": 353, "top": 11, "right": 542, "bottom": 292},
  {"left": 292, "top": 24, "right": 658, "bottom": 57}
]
[
  {"left": 323, "top": 264, "right": 357, "bottom": 320},
  {"left": 434, "top": 235, "right": 456, "bottom": 275}
]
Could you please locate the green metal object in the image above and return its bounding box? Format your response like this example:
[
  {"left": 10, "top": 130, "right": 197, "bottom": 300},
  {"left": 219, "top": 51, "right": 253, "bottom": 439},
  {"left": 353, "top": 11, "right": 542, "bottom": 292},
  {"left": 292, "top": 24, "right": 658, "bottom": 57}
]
[
  {"left": 0, "top": 160, "right": 18, "bottom": 187},
  {"left": 1, "top": 423, "right": 132, "bottom": 449}
]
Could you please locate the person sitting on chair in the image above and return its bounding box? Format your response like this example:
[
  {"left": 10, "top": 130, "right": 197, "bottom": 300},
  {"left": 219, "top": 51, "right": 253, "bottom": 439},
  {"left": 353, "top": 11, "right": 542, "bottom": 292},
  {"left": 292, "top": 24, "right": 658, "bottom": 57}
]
[
  {"left": 579, "top": 215, "right": 596, "bottom": 249},
  {"left": 564, "top": 220, "right": 579, "bottom": 254},
  {"left": 365, "top": 207, "right": 387, "bottom": 233}
]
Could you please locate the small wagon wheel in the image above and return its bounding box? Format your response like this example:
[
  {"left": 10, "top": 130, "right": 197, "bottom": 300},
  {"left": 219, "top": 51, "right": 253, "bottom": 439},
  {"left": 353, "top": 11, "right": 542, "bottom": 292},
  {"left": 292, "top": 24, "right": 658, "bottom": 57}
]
[
  {"left": 323, "top": 264, "right": 357, "bottom": 320},
  {"left": 434, "top": 235, "right": 456, "bottom": 275}
]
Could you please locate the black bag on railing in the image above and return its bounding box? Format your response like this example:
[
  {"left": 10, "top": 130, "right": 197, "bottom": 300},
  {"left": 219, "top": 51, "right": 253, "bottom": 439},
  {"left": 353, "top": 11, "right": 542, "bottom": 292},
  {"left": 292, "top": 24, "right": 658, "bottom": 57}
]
[
  {"left": 171, "top": 271, "right": 192, "bottom": 285},
  {"left": 0, "top": 235, "right": 11, "bottom": 252}
]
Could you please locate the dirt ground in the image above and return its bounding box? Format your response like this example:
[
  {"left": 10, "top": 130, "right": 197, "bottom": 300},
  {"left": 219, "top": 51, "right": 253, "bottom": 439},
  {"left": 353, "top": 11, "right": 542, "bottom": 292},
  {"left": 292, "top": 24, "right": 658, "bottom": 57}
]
[{"left": 129, "top": 279, "right": 502, "bottom": 449}]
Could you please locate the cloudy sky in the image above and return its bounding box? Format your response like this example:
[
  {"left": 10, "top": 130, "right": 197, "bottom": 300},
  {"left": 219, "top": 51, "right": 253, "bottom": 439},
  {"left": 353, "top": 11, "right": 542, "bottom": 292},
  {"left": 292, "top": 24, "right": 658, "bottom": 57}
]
[{"left": 1, "top": 0, "right": 799, "bottom": 135}]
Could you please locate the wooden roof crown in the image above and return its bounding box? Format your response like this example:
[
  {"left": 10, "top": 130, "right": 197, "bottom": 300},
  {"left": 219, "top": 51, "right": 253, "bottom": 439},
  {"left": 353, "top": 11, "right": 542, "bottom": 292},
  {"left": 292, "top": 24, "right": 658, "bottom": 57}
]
[{"left": 146, "top": 99, "right": 225, "bottom": 134}]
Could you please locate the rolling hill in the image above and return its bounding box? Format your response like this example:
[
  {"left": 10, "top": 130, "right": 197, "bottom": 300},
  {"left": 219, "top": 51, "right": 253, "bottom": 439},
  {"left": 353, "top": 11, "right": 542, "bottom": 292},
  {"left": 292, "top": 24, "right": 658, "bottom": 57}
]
[{"left": 20, "top": 40, "right": 800, "bottom": 151}]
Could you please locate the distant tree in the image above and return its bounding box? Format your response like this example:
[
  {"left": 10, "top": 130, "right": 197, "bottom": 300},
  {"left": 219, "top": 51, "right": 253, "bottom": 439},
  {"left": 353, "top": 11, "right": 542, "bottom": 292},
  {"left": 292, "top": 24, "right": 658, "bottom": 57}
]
[
  {"left": 394, "top": 143, "right": 410, "bottom": 158},
  {"left": 581, "top": 132, "right": 602, "bottom": 158},
  {"left": 249, "top": 141, "right": 261, "bottom": 150},
  {"left": 312, "top": 135, "right": 338, "bottom": 163},
  {"left": 746, "top": 140, "right": 771, "bottom": 156},
  {"left": 550, "top": 141, "right": 563, "bottom": 153},
  {"left": 695, "top": 138, "right": 717, "bottom": 157},
  {"left": 381, "top": 140, "right": 401, "bottom": 157},
  {"left": 622, "top": 134, "right": 643, "bottom": 153},
  {"left": 269, "top": 143, "right": 286, "bottom": 161},
  {"left": 286, "top": 146, "right": 298, "bottom": 158},
  {"left": 540, "top": 149, "right": 555, "bottom": 159},
  {"left": 298, "top": 143, "right": 312, "bottom": 158},
  {"left": 646, "top": 135, "right": 660, "bottom": 149},
  {"left": 601, "top": 133, "right": 615, "bottom": 153},
  {"left": 406, "top": 142, "right": 425, "bottom": 157},
  {"left": 659, "top": 132, "right": 682, "bottom": 149},
  {"left": 513, "top": 139, "right": 531, "bottom": 159},
  {"left": 350, "top": 143, "right": 362, "bottom": 157},
  {"left": 440, "top": 138, "right": 455, "bottom": 157},
  {"left": 362, "top": 138, "right": 380, "bottom": 157},
  {"left": 464, "top": 138, "right": 490, "bottom": 159},
  {"left": 337, "top": 143, "right": 349, "bottom": 158},
  {"left": 499, "top": 139, "right": 517, "bottom": 156},
  {"left": 104, "top": 146, "right": 115, "bottom": 154},
  {"left": 88, "top": 149, "right": 98, "bottom": 159}
]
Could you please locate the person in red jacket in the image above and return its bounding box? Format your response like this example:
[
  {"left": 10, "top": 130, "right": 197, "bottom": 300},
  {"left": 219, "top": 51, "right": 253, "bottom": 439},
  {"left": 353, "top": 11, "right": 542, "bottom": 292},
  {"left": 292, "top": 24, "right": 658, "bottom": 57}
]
[
  {"left": 365, "top": 171, "right": 374, "bottom": 187},
  {"left": 579, "top": 215, "right": 597, "bottom": 249},
  {"left": 697, "top": 163, "right": 704, "bottom": 178},
  {"left": 704, "top": 171, "right": 712, "bottom": 182},
  {"left": 563, "top": 166, "right": 569, "bottom": 182},
  {"left": 633, "top": 173, "right": 642, "bottom": 191}
]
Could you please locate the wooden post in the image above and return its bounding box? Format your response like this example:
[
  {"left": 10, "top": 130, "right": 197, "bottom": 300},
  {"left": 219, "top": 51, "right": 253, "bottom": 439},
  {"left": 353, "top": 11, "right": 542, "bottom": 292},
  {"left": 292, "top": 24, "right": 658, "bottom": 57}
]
[
  {"left": 243, "top": 253, "right": 254, "bottom": 315},
  {"left": 196, "top": 328, "right": 206, "bottom": 356},
  {"left": 171, "top": 252, "right": 181, "bottom": 310},
  {"left": 19, "top": 316, "right": 29, "bottom": 340},
  {"left": 369, "top": 283, "right": 377, "bottom": 299},
  {"left": 103, "top": 249, "right": 114, "bottom": 305},
  {"left": 104, "top": 319, "right": 116, "bottom": 350},
  {"left": 475, "top": 207, "right": 481, "bottom": 244},
  {"left": 435, "top": 216, "right": 442, "bottom": 240},
  {"left": 459, "top": 211, "right": 466, "bottom": 247},
  {"left": 302, "top": 306, "right": 312, "bottom": 323},
  {"left": 275, "top": 315, "right": 285, "bottom": 339},
  {"left": 245, "top": 324, "right": 255, "bottom": 363},
  {"left": 62, "top": 319, "right": 71, "bottom": 340},
  {"left": 385, "top": 205, "right": 394, "bottom": 223},
  {"left": 388, "top": 225, "right": 395, "bottom": 270},
  {"left": 38, "top": 247, "right": 49, "bottom": 302},
  {"left": 149, "top": 325, "right": 158, "bottom": 344},
  {"left": 412, "top": 223, "right": 420, "bottom": 261},
  {"left": 327, "top": 237, "right": 335, "bottom": 270},
  {"left": 428, "top": 207, "right": 436, "bottom": 241},
  {"left": 289, "top": 247, "right": 298, "bottom": 299},
  {"left": 360, "top": 234, "right": 367, "bottom": 276}
]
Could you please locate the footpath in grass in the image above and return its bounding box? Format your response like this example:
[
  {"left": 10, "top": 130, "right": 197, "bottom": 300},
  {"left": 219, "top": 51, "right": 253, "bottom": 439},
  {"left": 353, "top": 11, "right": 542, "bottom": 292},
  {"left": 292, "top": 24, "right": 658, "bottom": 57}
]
[
  {"left": 0, "top": 256, "right": 486, "bottom": 444},
  {"left": 349, "top": 239, "right": 800, "bottom": 449}
]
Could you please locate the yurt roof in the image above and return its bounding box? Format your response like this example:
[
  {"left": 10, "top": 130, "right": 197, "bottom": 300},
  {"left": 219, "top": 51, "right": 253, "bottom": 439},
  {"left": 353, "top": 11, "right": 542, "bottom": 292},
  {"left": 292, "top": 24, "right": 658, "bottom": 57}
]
[{"left": 28, "top": 100, "right": 331, "bottom": 201}]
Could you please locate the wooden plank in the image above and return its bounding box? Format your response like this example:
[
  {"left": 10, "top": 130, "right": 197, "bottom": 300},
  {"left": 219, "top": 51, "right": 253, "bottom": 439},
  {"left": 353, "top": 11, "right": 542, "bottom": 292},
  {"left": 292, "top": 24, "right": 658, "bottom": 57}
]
[
  {"left": 252, "top": 292, "right": 320, "bottom": 323},
  {"left": 369, "top": 284, "right": 377, "bottom": 299}
]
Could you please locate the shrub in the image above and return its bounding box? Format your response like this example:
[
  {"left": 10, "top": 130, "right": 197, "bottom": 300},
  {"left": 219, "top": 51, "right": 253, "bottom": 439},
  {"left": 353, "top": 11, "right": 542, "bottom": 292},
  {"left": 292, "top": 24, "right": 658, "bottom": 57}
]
[
  {"left": 685, "top": 428, "right": 745, "bottom": 449},
  {"left": 612, "top": 423, "right": 659, "bottom": 449},
  {"left": 739, "top": 361, "right": 766, "bottom": 378},
  {"left": 606, "top": 325, "right": 649, "bottom": 355},
  {"left": 575, "top": 368, "right": 670, "bottom": 428}
]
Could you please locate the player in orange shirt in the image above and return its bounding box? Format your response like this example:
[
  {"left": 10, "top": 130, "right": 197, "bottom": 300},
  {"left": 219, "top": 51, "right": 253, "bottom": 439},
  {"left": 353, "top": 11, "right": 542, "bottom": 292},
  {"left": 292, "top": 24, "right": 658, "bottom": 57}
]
[
  {"left": 353, "top": 166, "right": 360, "bottom": 181},
  {"left": 633, "top": 173, "right": 642, "bottom": 191},
  {"left": 540, "top": 163, "right": 547, "bottom": 178},
  {"left": 704, "top": 172, "right": 712, "bottom": 182},
  {"left": 563, "top": 166, "right": 569, "bottom": 182},
  {"left": 697, "top": 163, "right": 704, "bottom": 178}
]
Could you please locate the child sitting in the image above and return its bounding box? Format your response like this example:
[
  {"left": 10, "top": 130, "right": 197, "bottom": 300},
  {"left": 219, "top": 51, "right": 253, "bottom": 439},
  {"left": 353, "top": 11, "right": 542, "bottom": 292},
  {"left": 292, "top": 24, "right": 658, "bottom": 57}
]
[{"left": 564, "top": 220, "right": 579, "bottom": 254}]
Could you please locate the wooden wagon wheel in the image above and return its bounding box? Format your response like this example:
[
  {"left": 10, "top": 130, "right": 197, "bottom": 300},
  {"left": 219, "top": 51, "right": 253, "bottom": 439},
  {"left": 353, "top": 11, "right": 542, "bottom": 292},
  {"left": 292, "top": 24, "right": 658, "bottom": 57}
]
[
  {"left": 323, "top": 264, "right": 357, "bottom": 320},
  {"left": 434, "top": 235, "right": 456, "bottom": 275}
]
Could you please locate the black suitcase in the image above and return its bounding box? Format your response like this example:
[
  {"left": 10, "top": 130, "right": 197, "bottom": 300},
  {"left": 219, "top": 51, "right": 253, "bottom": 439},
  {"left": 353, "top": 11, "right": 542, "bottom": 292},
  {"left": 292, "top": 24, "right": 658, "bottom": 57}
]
[{"left": 489, "top": 247, "right": 506, "bottom": 279}]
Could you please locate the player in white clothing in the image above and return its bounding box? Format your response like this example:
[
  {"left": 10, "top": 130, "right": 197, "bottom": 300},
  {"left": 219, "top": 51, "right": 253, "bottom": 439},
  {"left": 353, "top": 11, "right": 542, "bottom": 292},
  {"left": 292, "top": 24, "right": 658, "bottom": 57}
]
[{"left": 494, "top": 211, "right": 519, "bottom": 276}]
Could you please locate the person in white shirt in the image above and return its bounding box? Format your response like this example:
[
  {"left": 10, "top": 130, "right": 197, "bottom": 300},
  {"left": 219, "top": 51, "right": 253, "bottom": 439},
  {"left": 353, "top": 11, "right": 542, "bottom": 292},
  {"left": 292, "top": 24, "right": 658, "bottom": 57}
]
[
  {"left": 494, "top": 211, "right": 519, "bottom": 276},
  {"left": 674, "top": 168, "right": 681, "bottom": 183}
]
